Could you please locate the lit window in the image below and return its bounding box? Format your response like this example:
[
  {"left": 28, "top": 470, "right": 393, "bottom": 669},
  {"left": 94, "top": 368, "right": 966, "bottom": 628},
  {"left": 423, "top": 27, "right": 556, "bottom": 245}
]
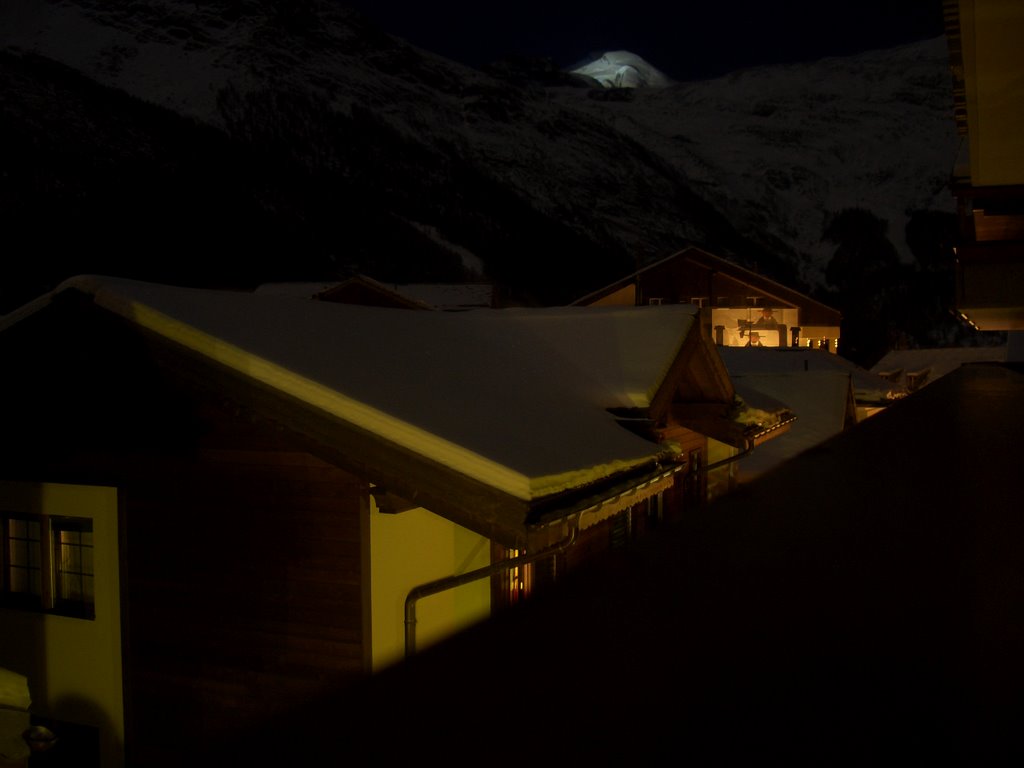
[
  {"left": 53, "top": 517, "right": 95, "bottom": 618},
  {"left": 496, "top": 548, "right": 532, "bottom": 607},
  {"left": 1, "top": 512, "right": 94, "bottom": 619}
]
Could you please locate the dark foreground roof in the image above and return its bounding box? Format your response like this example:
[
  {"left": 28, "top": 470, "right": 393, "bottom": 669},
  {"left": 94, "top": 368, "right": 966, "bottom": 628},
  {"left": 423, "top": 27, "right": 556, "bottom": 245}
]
[{"left": 211, "top": 362, "right": 1024, "bottom": 764}]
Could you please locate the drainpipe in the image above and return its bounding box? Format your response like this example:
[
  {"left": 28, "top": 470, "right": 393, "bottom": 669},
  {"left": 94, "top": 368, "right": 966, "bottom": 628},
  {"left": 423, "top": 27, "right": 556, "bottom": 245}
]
[
  {"left": 704, "top": 437, "right": 755, "bottom": 471},
  {"left": 403, "top": 524, "right": 580, "bottom": 658},
  {"left": 703, "top": 413, "right": 798, "bottom": 473}
]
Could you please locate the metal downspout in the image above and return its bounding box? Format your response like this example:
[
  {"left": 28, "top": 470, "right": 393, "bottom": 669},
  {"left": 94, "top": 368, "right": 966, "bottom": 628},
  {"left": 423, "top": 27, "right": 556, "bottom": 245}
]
[
  {"left": 704, "top": 412, "right": 798, "bottom": 472},
  {"left": 403, "top": 526, "right": 579, "bottom": 658},
  {"left": 704, "top": 437, "right": 755, "bottom": 471}
]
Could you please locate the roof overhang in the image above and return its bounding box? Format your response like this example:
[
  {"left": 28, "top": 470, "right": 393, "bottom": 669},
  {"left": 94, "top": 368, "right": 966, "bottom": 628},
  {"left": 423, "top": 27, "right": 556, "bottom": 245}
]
[
  {"left": 671, "top": 402, "right": 796, "bottom": 450},
  {"left": 525, "top": 463, "right": 685, "bottom": 549}
]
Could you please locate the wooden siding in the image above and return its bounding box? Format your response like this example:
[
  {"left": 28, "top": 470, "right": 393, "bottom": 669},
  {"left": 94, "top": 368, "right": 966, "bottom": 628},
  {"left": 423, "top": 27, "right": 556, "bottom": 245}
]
[
  {"left": 656, "top": 426, "right": 709, "bottom": 513},
  {"left": 120, "top": 417, "right": 370, "bottom": 767},
  {"left": 635, "top": 258, "right": 796, "bottom": 311},
  {"left": 0, "top": 305, "right": 372, "bottom": 766},
  {"left": 574, "top": 247, "right": 841, "bottom": 329}
]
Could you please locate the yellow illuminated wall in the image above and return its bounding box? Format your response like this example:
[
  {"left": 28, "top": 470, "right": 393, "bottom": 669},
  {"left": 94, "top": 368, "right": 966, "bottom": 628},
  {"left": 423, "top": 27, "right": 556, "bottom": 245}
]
[
  {"left": 0, "top": 481, "right": 123, "bottom": 768},
  {"left": 959, "top": 0, "right": 1024, "bottom": 186},
  {"left": 368, "top": 497, "right": 491, "bottom": 672},
  {"left": 706, "top": 438, "right": 738, "bottom": 501}
]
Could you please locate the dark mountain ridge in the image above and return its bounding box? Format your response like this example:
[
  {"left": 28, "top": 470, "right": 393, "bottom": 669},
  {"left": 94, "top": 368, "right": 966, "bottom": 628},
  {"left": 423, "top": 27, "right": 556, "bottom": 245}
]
[{"left": 1, "top": 1, "right": 815, "bottom": 313}]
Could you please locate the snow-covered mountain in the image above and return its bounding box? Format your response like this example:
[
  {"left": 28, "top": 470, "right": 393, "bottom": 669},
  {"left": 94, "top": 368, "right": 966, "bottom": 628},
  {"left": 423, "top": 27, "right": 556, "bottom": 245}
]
[
  {"left": 560, "top": 38, "right": 959, "bottom": 291},
  {"left": 569, "top": 50, "right": 675, "bottom": 89},
  {"left": 0, "top": 0, "right": 958, "bottom": 310}
]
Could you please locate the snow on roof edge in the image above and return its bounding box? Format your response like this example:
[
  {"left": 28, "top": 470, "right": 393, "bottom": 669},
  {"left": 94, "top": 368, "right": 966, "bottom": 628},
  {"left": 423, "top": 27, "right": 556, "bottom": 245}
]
[{"left": 59, "top": 276, "right": 663, "bottom": 503}]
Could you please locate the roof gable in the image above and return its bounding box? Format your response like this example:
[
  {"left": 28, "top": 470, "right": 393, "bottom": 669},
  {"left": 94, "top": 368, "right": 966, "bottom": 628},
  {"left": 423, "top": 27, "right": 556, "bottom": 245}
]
[{"left": 573, "top": 246, "right": 841, "bottom": 324}]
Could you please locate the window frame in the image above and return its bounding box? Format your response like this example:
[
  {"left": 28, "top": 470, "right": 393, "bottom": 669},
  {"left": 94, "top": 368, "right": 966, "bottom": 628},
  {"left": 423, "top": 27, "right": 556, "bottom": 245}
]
[
  {"left": 1, "top": 512, "right": 45, "bottom": 610},
  {"left": 1, "top": 511, "right": 95, "bottom": 620}
]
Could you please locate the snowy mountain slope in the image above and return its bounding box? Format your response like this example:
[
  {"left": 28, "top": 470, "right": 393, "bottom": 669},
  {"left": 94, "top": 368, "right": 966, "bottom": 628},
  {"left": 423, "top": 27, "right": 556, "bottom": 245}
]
[
  {"left": 2, "top": 0, "right": 784, "bottom": 307},
  {"left": 1, "top": 1, "right": 959, "bottom": 307},
  {"left": 569, "top": 50, "right": 675, "bottom": 89},
  {"left": 554, "top": 37, "right": 959, "bottom": 289}
]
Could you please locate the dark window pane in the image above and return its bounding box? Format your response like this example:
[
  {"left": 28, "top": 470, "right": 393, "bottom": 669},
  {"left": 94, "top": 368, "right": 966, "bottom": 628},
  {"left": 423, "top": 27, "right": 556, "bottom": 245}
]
[{"left": 6, "top": 516, "right": 42, "bottom": 599}]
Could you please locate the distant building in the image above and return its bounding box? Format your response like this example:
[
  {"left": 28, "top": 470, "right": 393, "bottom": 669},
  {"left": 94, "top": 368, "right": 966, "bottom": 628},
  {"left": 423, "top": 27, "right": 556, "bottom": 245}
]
[{"left": 571, "top": 245, "right": 843, "bottom": 353}]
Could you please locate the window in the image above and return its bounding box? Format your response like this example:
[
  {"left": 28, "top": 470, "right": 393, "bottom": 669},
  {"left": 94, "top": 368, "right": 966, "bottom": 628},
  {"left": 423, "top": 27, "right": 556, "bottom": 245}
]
[
  {"left": 609, "top": 511, "right": 632, "bottom": 550},
  {"left": 53, "top": 517, "right": 95, "bottom": 618},
  {"left": 490, "top": 546, "right": 533, "bottom": 610},
  {"left": 1, "top": 512, "right": 95, "bottom": 619},
  {"left": 490, "top": 544, "right": 561, "bottom": 611},
  {"left": 3, "top": 515, "right": 42, "bottom": 609},
  {"left": 645, "top": 492, "right": 664, "bottom": 525}
]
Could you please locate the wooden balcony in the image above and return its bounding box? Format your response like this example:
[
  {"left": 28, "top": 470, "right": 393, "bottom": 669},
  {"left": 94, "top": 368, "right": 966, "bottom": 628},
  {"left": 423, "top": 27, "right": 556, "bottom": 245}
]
[
  {"left": 953, "top": 184, "right": 1024, "bottom": 330},
  {"left": 955, "top": 241, "right": 1024, "bottom": 330}
]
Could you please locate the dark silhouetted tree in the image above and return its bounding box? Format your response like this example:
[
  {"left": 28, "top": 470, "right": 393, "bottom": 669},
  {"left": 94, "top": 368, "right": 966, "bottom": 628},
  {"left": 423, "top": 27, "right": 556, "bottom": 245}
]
[
  {"left": 820, "top": 208, "right": 1002, "bottom": 368},
  {"left": 822, "top": 208, "right": 902, "bottom": 367}
]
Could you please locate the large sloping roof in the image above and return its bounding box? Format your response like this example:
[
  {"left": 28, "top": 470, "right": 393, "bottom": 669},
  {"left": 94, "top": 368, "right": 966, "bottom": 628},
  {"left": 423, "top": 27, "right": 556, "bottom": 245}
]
[
  {"left": 720, "top": 345, "right": 903, "bottom": 405},
  {"left": 2, "top": 276, "right": 702, "bottom": 511}
]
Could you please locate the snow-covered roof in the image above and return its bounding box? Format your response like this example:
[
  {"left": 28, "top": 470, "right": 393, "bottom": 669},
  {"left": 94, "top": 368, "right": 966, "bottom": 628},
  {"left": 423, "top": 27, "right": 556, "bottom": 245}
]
[
  {"left": 255, "top": 279, "right": 494, "bottom": 310},
  {"left": 871, "top": 346, "right": 1008, "bottom": 389},
  {"left": 253, "top": 282, "right": 342, "bottom": 298},
  {"left": 714, "top": 347, "right": 863, "bottom": 480},
  {"left": 390, "top": 283, "right": 494, "bottom": 309},
  {"left": 731, "top": 372, "right": 854, "bottom": 483},
  {"left": 14, "top": 276, "right": 703, "bottom": 505},
  {"left": 719, "top": 346, "right": 902, "bottom": 405}
]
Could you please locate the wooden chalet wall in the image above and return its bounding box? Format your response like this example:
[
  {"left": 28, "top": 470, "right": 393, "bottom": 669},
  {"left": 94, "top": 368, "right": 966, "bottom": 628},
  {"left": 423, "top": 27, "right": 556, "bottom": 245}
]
[
  {"left": 578, "top": 249, "right": 841, "bottom": 340},
  {"left": 656, "top": 426, "right": 710, "bottom": 507},
  {"left": 507, "top": 428, "right": 700, "bottom": 603},
  {"left": 632, "top": 258, "right": 794, "bottom": 312},
  {"left": 640, "top": 250, "right": 841, "bottom": 327},
  {"left": 119, "top": 409, "right": 370, "bottom": 767},
  {"left": 0, "top": 300, "right": 371, "bottom": 766},
  {"left": 495, "top": 473, "right": 689, "bottom": 610},
  {"left": 567, "top": 464, "right": 694, "bottom": 566}
]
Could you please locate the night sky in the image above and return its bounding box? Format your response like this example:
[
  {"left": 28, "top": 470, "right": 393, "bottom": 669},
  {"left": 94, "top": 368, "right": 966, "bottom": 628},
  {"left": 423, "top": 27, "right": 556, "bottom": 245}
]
[{"left": 343, "top": 0, "right": 948, "bottom": 81}]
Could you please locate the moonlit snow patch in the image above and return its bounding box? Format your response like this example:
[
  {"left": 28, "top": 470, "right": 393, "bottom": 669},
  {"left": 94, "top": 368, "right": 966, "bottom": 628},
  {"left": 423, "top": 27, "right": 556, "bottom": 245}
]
[{"left": 570, "top": 50, "right": 674, "bottom": 88}]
